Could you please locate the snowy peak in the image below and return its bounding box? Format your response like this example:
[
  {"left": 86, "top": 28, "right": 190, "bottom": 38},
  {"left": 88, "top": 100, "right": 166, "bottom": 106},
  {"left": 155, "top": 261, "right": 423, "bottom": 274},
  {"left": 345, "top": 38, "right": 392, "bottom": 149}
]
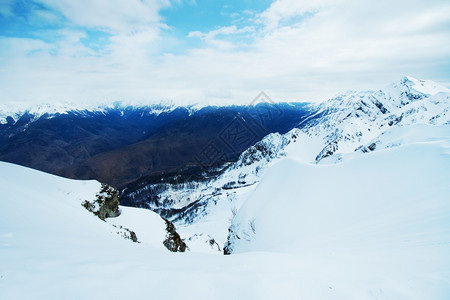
[
  {"left": 400, "top": 75, "right": 450, "bottom": 96},
  {"left": 320, "top": 76, "right": 448, "bottom": 115},
  {"left": 289, "top": 76, "right": 450, "bottom": 163},
  {"left": 115, "top": 76, "right": 450, "bottom": 235},
  {"left": 383, "top": 75, "right": 449, "bottom": 108},
  {"left": 0, "top": 101, "right": 179, "bottom": 125},
  {"left": 222, "top": 83, "right": 450, "bottom": 258}
]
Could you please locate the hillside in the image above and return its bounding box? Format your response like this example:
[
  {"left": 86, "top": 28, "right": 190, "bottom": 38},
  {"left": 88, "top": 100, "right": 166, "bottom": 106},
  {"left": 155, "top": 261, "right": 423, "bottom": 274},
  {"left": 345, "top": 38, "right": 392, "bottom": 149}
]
[
  {"left": 1, "top": 124, "right": 450, "bottom": 299},
  {"left": 1, "top": 76, "right": 450, "bottom": 299},
  {"left": 120, "top": 76, "right": 450, "bottom": 237},
  {"left": 0, "top": 103, "right": 315, "bottom": 188}
]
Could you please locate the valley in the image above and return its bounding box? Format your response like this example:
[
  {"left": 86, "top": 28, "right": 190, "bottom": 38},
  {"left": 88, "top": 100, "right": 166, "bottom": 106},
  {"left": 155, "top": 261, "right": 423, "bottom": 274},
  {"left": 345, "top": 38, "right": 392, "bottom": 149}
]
[{"left": 1, "top": 76, "right": 450, "bottom": 299}]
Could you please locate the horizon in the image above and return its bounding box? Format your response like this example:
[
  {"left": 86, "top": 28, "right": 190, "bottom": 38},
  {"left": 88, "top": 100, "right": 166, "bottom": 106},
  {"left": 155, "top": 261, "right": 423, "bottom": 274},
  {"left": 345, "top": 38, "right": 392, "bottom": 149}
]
[
  {"left": 0, "top": 75, "right": 448, "bottom": 112},
  {"left": 1, "top": 0, "right": 450, "bottom": 105}
]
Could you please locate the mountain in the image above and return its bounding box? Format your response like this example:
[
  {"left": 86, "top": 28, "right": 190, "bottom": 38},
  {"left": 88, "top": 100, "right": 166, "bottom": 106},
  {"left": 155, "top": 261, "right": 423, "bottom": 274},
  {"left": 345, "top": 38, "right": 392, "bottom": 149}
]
[
  {"left": 119, "top": 76, "right": 450, "bottom": 253},
  {"left": 1, "top": 76, "right": 450, "bottom": 299},
  {"left": 225, "top": 124, "right": 450, "bottom": 253},
  {"left": 285, "top": 75, "right": 450, "bottom": 163},
  {"left": 0, "top": 102, "right": 316, "bottom": 188}
]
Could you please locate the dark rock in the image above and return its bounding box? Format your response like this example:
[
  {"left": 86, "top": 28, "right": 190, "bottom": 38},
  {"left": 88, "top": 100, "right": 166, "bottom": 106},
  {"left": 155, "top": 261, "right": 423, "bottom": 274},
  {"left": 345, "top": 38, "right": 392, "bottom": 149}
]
[
  {"left": 5, "top": 116, "right": 15, "bottom": 126},
  {"left": 162, "top": 218, "right": 187, "bottom": 252},
  {"left": 368, "top": 143, "right": 377, "bottom": 151},
  {"left": 129, "top": 230, "right": 138, "bottom": 243},
  {"left": 315, "top": 140, "right": 339, "bottom": 162},
  {"left": 82, "top": 183, "right": 120, "bottom": 220},
  {"left": 96, "top": 184, "right": 121, "bottom": 220},
  {"left": 223, "top": 226, "right": 240, "bottom": 255}
]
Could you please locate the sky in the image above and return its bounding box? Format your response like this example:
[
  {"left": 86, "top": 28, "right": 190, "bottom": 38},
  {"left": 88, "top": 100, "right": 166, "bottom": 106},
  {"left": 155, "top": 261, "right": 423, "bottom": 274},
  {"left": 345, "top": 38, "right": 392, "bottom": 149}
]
[{"left": 0, "top": 0, "right": 449, "bottom": 106}]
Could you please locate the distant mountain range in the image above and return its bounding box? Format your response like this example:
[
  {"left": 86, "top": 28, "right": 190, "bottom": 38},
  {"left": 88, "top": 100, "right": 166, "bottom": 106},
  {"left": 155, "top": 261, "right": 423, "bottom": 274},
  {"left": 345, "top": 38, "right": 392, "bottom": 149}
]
[{"left": 0, "top": 102, "right": 316, "bottom": 188}]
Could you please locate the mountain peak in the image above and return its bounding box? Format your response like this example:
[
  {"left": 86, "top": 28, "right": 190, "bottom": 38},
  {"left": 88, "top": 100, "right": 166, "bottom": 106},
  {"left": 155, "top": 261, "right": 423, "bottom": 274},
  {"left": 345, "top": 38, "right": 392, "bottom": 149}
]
[{"left": 399, "top": 75, "right": 449, "bottom": 96}]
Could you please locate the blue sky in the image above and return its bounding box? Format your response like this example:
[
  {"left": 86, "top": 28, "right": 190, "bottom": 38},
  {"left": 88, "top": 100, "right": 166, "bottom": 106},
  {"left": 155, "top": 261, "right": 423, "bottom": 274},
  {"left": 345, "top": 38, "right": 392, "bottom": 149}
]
[
  {"left": 1, "top": 0, "right": 272, "bottom": 54},
  {"left": 161, "top": 1, "right": 271, "bottom": 35},
  {"left": 0, "top": 0, "right": 449, "bottom": 105}
]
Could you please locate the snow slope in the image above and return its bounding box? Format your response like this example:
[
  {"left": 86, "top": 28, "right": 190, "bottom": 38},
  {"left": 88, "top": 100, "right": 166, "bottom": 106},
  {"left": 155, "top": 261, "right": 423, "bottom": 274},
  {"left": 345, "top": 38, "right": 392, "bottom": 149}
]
[
  {"left": 0, "top": 162, "right": 172, "bottom": 299},
  {"left": 228, "top": 125, "right": 450, "bottom": 252},
  {"left": 225, "top": 124, "right": 450, "bottom": 298},
  {"left": 3, "top": 133, "right": 450, "bottom": 299},
  {"left": 162, "top": 76, "right": 450, "bottom": 245},
  {"left": 4, "top": 162, "right": 441, "bottom": 299},
  {"left": 1, "top": 75, "right": 450, "bottom": 299},
  {"left": 126, "top": 76, "right": 450, "bottom": 256}
]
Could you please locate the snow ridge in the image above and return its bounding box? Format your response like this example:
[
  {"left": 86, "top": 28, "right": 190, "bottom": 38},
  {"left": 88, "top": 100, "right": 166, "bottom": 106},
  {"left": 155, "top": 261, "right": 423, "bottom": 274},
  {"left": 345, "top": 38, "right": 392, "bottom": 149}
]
[
  {"left": 159, "top": 75, "right": 450, "bottom": 253},
  {"left": 222, "top": 75, "right": 450, "bottom": 255},
  {"left": 0, "top": 101, "right": 182, "bottom": 125}
]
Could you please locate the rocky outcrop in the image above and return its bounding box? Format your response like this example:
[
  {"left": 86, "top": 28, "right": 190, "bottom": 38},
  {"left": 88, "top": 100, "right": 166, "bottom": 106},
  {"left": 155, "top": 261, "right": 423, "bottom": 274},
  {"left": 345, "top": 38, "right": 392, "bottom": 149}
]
[
  {"left": 82, "top": 183, "right": 141, "bottom": 243},
  {"left": 96, "top": 184, "right": 121, "bottom": 220},
  {"left": 315, "top": 140, "right": 339, "bottom": 162},
  {"left": 163, "top": 218, "right": 187, "bottom": 252},
  {"left": 223, "top": 226, "right": 239, "bottom": 255},
  {"left": 112, "top": 225, "right": 139, "bottom": 243},
  {"left": 82, "top": 183, "right": 120, "bottom": 220},
  {"left": 235, "top": 133, "right": 290, "bottom": 167}
]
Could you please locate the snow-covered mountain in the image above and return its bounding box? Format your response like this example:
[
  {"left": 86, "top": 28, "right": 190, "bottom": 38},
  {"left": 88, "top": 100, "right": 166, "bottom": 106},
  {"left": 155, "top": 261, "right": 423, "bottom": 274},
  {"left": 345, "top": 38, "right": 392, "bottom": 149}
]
[
  {"left": 222, "top": 75, "right": 450, "bottom": 253},
  {"left": 225, "top": 124, "right": 450, "bottom": 252},
  {"left": 0, "top": 101, "right": 178, "bottom": 125},
  {"left": 2, "top": 127, "right": 449, "bottom": 299},
  {"left": 1, "top": 75, "right": 450, "bottom": 298},
  {"left": 0, "top": 102, "right": 314, "bottom": 188},
  {"left": 286, "top": 75, "right": 450, "bottom": 163},
  {"left": 241, "top": 75, "right": 450, "bottom": 166},
  {"left": 0, "top": 162, "right": 299, "bottom": 299},
  {"left": 0, "top": 99, "right": 315, "bottom": 202},
  {"left": 122, "top": 76, "right": 450, "bottom": 252},
  {"left": 0, "top": 161, "right": 172, "bottom": 248},
  {"left": 2, "top": 75, "right": 450, "bottom": 299},
  {"left": 221, "top": 124, "right": 450, "bottom": 299}
]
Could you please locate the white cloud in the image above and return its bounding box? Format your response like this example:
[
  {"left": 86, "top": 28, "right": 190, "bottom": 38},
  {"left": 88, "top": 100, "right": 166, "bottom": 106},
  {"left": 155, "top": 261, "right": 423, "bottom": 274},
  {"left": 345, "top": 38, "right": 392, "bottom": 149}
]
[
  {"left": 171, "top": 0, "right": 197, "bottom": 6},
  {"left": 0, "top": 0, "right": 449, "bottom": 106},
  {"left": 36, "top": 0, "right": 169, "bottom": 34},
  {"left": 259, "top": 0, "right": 336, "bottom": 29},
  {"left": 188, "top": 26, "right": 255, "bottom": 41},
  {"left": 170, "top": 0, "right": 450, "bottom": 103}
]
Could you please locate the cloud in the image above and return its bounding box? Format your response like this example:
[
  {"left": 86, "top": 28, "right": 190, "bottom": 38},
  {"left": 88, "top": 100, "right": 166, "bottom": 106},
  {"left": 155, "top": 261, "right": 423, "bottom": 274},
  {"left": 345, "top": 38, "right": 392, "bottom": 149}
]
[
  {"left": 36, "top": 0, "right": 169, "bottom": 34},
  {"left": 0, "top": 0, "right": 449, "bottom": 106},
  {"left": 259, "top": 0, "right": 335, "bottom": 29},
  {"left": 188, "top": 25, "right": 255, "bottom": 40},
  {"left": 171, "top": 0, "right": 197, "bottom": 6},
  {"left": 173, "top": 0, "right": 450, "bottom": 103}
]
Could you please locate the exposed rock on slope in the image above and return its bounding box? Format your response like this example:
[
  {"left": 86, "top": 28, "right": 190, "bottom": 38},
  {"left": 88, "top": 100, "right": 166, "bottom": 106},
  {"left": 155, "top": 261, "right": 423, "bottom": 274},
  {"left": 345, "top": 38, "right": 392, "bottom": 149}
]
[
  {"left": 82, "top": 183, "right": 121, "bottom": 220},
  {"left": 163, "top": 218, "right": 187, "bottom": 252}
]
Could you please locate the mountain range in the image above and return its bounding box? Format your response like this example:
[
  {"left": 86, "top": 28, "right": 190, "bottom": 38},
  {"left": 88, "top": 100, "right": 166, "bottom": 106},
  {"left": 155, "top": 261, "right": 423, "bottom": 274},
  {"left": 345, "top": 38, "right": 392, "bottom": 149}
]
[
  {"left": 119, "top": 76, "right": 450, "bottom": 237},
  {"left": 1, "top": 76, "right": 449, "bottom": 299},
  {"left": 0, "top": 102, "right": 315, "bottom": 188}
]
